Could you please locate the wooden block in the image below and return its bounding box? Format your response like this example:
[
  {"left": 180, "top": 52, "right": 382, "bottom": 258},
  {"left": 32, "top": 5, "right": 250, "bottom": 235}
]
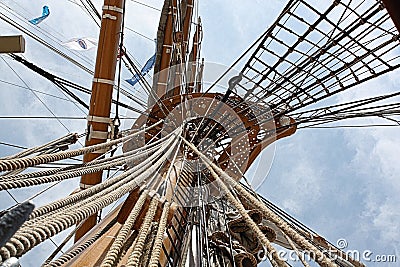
[{"left": 0, "top": 35, "right": 25, "bottom": 53}]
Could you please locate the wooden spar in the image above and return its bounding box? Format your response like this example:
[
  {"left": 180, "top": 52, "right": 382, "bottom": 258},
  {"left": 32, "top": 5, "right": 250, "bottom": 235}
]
[
  {"left": 155, "top": 0, "right": 177, "bottom": 101},
  {"left": 181, "top": 0, "right": 194, "bottom": 61},
  {"left": 75, "top": 0, "right": 125, "bottom": 242},
  {"left": 0, "top": 35, "right": 25, "bottom": 53},
  {"left": 170, "top": 0, "right": 194, "bottom": 97},
  {"left": 382, "top": 0, "right": 400, "bottom": 33},
  {"left": 187, "top": 17, "right": 201, "bottom": 93},
  {"left": 196, "top": 58, "right": 204, "bottom": 93}
]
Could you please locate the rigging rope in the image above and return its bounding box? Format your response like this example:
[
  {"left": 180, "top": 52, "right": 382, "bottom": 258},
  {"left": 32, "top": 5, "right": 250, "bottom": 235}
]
[
  {"left": 27, "top": 136, "right": 175, "bottom": 224},
  {"left": 44, "top": 218, "right": 118, "bottom": 267},
  {"left": 126, "top": 196, "right": 159, "bottom": 267},
  {"left": 0, "top": 145, "right": 157, "bottom": 190},
  {"left": 204, "top": 161, "right": 286, "bottom": 267},
  {"left": 148, "top": 202, "right": 170, "bottom": 267},
  {"left": 100, "top": 190, "right": 149, "bottom": 267},
  {"left": 181, "top": 136, "right": 338, "bottom": 267},
  {"left": 0, "top": 121, "right": 163, "bottom": 172},
  {"left": 0, "top": 134, "right": 180, "bottom": 263},
  {"left": 0, "top": 132, "right": 169, "bottom": 182}
]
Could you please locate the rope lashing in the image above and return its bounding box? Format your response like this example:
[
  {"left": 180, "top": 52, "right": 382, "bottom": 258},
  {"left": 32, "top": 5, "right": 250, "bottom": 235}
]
[
  {"left": 0, "top": 139, "right": 163, "bottom": 181},
  {"left": 0, "top": 202, "right": 34, "bottom": 248},
  {"left": 28, "top": 142, "right": 175, "bottom": 228},
  {"left": 29, "top": 135, "right": 176, "bottom": 220},
  {"left": 28, "top": 148, "right": 161, "bottom": 221},
  {"left": 0, "top": 128, "right": 174, "bottom": 182}
]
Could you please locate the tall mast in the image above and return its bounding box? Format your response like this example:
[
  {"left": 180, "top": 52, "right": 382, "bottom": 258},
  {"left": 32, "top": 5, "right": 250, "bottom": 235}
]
[{"left": 75, "top": 0, "right": 125, "bottom": 241}]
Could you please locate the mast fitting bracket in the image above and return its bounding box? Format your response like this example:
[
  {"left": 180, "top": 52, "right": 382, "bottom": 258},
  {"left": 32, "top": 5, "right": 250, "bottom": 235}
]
[
  {"left": 87, "top": 115, "right": 112, "bottom": 124},
  {"left": 93, "top": 78, "right": 115, "bottom": 86},
  {"left": 102, "top": 5, "right": 124, "bottom": 14},
  {"left": 88, "top": 128, "right": 109, "bottom": 140},
  {"left": 102, "top": 14, "right": 117, "bottom": 20}
]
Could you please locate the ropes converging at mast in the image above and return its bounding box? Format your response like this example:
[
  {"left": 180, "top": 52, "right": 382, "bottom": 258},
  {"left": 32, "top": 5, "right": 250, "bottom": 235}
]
[
  {"left": 0, "top": 121, "right": 364, "bottom": 267},
  {"left": 0, "top": 125, "right": 180, "bottom": 262},
  {"left": 0, "top": 0, "right": 399, "bottom": 266}
]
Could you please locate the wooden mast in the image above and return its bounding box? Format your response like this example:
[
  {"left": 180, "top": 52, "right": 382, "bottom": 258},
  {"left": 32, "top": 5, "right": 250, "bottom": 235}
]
[
  {"left": 382, "top": 0, "right": 400, "bottom": 33},
  {"left": 187, "top": 18, "right": 201, "bottom": 93},
  {"left": 75, "top": 0, "right": 125, "bottom": 241},
  {"left": 155, "top": 0, "right": 177, "bottom": 101}
]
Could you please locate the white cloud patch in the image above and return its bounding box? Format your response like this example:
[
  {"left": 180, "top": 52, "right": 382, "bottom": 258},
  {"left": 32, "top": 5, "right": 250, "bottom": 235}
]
[{"left": 334, "top": 71, "right": 400, "bottom": 251}]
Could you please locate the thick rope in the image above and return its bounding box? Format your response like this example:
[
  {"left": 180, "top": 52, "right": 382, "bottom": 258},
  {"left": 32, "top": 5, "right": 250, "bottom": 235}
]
[
  {"left": 126, "top": 197, "right": 159, "bottom": 267},
  {"left": 31, "top": 147, "right": 169, "bottom": 227},
  {"left": 148, "top": 202, "right": 170, "bottom": 267},
  {"left": 0, "top": 131, "right": 172, "bottom": 181},
  {"left": 42, "top": 221, "right": 85, "bottom": 265},
  {"left": 0, "top": 121, "right": 162, "bottom": 172},
  {"left": 100, "top": 190, "right": 149, "bottom": 267},
  {"left": 181, "top": 136, "right": 337, "bottom": 267},
  {"left": 0, "top": 140, "right": 162, "bottom": 182},
  {"left": 27, "top": 136, "right": 177, "bottom": 226},
  {"left": 1, "top": 133, "right": 77, "bottom": 160},
  {"left": 29, "top": 136, "right": 175, "bottom": 220},
  {"left": 0, "top": 137, "right": 179, "bottom": 262},
  {"left": 27, "top": 143, "right": 173, "bottom": 232},
  {"left": 0, "top": 144, "right": 161, "bottom": 190},
  {"left": 204, "top": 162, "right": 286, "bottom": 267},
  {"left": 44, "top": 218, "right": 118, "bottom": 267},
  {"left": 140, "top": 223, "right": 157, "bottom": 266},
  {"left": 232, "top": 182, "right": 337, "bottom": 267},
  {"left": 0, "top": 155, "right": 131, "bottom": 190},
  {"left": 0, "top": 188, "right": 123, "bottom": 262},
  {"left": 0, "top": 131, "right": 180, "bottom": 263},
  {"left": 283, "top": 232, "right": 311, "bottom": 267}
]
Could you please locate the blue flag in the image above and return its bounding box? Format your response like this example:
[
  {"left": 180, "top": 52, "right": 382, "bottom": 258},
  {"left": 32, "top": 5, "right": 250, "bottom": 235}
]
[
  {"left": 126, "top": 53, "right": 156, "bottom": 86},
  {"left": 29, "top": 6, "right": 50, "bottom": 25}
]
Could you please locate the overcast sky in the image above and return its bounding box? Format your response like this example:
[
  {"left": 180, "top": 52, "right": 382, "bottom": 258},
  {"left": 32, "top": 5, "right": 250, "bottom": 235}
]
[{"left": 0, "top": 0, "right": 399, "bottom": 266}]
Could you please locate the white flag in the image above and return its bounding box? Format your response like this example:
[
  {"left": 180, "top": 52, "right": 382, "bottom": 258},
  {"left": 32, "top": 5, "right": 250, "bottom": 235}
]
[{"left": 62, "top": 37, "right": 97, "bottom": 51}]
